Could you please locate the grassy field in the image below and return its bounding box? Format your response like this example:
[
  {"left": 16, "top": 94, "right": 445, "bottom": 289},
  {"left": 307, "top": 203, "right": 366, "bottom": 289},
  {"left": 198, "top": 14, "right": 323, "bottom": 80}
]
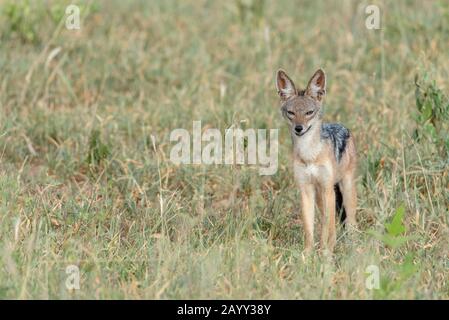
[{"left": 0, "top": 0, "right": 448, "bottom": 299}]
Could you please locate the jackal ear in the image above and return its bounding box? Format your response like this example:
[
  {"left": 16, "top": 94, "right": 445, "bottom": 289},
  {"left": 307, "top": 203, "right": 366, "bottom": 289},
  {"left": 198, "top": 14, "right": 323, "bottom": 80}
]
[
  {"left": 276, "top": 69, "right": 297, "bottom": 101},
  {"left": 305, "top": 69, "right": 326, "bottom": 102}
]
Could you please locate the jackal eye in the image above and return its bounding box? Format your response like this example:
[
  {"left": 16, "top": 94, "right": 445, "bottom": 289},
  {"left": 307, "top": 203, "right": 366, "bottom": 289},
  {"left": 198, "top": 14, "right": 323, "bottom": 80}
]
[
  {"left": 305, "top": 110, "right": 314, "bottom": 116},
  {"left": 287, "top": 111, "right": 295, "bottom": 116}
]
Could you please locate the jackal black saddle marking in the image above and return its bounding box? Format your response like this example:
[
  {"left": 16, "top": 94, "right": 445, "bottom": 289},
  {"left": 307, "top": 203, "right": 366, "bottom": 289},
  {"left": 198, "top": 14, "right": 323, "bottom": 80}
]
[{"left": 320, "top": 123, "right": 350, "bottom": 163}]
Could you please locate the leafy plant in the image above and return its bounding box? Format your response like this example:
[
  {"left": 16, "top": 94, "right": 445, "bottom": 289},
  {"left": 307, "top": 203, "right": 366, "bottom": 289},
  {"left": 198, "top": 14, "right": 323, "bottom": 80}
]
[
  {"left": 48, "top": 2, "right": 67, "bottom": 24},
  {"left": 1, "top": 1, "right": 101, "bottom": 43},
  {"left": 362, "top": 153, "right": 383, "bottom": 189},
  {"left": 377, "top": 253, "right": 420, "bottom": 298},
  {"left": 2, "top": 1, "right": 39, "bottom": 43},
  {"left": 368, "top": 204, "right": 416, "bottom": 249},
  {"left": 369, "top": 205, "right": 420, "bottom": 297},
  {"left": 86, "top": 129, "right": 111, "bottom": 166},
  {"left": 414, "top": 74, "right": 449, "bottom": 158}
]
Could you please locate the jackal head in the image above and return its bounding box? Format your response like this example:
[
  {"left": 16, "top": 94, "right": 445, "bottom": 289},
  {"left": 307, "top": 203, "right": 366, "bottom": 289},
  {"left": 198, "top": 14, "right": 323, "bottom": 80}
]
[{"left": 276, "top": 69, "right": 326, "bottom": 137}]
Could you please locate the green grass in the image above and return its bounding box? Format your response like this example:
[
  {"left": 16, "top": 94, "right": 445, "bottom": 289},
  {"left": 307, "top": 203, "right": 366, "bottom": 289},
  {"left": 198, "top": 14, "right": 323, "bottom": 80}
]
[{"left": 0, "top": 0, "right": 448, "bottom": 299}]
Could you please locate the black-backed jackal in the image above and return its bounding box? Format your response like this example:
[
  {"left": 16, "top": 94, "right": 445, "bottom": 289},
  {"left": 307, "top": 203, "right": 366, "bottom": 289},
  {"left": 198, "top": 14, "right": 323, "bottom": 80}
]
[{"left": 276, "top": 69, "right": 357, "bottom": 253}]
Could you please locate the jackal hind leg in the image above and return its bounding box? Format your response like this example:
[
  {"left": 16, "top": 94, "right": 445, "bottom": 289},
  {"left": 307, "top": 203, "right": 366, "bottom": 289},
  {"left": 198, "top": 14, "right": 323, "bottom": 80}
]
[{"left": 340, "top": 173, "right": 357, "bottom": 230}]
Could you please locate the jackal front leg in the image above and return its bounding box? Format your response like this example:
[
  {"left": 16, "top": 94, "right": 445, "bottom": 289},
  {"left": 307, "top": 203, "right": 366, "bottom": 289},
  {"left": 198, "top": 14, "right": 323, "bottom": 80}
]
[
  {"left": 320, "top": 184, "right": 336, "bottom": 252},
  {"left": 300, "top": 184, "right": 315, "bottom": 252}
]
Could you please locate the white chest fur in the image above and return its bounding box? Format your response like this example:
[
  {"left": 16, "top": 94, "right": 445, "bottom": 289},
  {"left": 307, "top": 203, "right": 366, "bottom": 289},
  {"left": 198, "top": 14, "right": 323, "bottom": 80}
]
[
  {"left": 294, "top": 161, "right": 330, "bottom": 184},
  {"left": 293, "top": 130, "right": 322, "bottom": 162},
  {"left": 292, "top": 132, "right": 333, "bottom": 185}
]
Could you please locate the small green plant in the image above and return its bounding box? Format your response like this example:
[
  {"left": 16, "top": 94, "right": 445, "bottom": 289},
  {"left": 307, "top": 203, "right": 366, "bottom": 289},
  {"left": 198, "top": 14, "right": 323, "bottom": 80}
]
[
  {"left": 414, "top": 74, "right": 449, "bottom": 159},
  {"left": 2, "top": 1, "right": 100, "bottom": 43},
  {"left": 362, "top": 153, "right": 383, "bottom": 189},
  {"left": 376, "top": 253, "right": 419, "bottom": 298},
  {"left": 3, "top": 1, "right": 39, "bottom": 43},
  {"left": 368, "top": 204, "right": 416, "bottom": 249},
  {"left": 48, "top": 2, "right": 66, "bottom": 24},
  {"left": 86, "top": 129, "right": 111, "bottom": 166},
  {"left": 369, "top": 205, "right": 420, "bottom": 297}
]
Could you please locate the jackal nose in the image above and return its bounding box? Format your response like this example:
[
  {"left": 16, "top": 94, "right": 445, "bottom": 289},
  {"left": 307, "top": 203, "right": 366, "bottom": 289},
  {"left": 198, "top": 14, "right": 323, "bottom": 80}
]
[{"left": 294, "top": 125, "right": 304, "bottom": 134}]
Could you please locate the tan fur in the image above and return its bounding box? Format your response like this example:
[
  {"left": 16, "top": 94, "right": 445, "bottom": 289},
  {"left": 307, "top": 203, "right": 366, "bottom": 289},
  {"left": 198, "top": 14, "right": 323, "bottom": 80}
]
[{"left": 276, "top": 69, "right": 357, "bottom": 253}]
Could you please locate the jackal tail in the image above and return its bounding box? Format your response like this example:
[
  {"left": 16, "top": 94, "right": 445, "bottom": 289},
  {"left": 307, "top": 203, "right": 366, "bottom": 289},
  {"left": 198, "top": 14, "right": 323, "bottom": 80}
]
[{"left": 334, "top": 184, "right": 346, "bottom": 224}]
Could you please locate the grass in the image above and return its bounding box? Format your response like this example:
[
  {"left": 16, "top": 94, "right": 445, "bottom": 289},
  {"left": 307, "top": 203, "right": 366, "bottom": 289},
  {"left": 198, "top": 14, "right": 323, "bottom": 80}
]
[{"left": 0, "top": 0, "right": 448, "bottom": 299}]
